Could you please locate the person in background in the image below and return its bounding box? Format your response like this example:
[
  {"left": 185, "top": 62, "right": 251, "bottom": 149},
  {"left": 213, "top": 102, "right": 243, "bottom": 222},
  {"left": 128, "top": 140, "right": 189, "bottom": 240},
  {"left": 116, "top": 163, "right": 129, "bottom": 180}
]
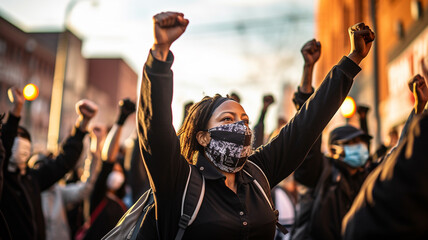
[
  {"left": 76, "top": 98, "right": 135, "bottom": 240},
  {"left": 0, "top": 87, "right": 97, "bottom": 240},
  {"left": 28, "top": 124, "right": 106, "bottom": 240},
  {"left": 0, "top": 112, "right": 11, "bottom": 240},
  {"left": 253, "top": 94, "right": 275, "bottom": 149},
  {"left": 343, "top": 73, "right": 428, "bottom": 239},
  {"left": 136, "top": 11, "right": 374, "bottom": 239},
  {"left": 229, "top": 92, "right": 241, "bottom": 103}
]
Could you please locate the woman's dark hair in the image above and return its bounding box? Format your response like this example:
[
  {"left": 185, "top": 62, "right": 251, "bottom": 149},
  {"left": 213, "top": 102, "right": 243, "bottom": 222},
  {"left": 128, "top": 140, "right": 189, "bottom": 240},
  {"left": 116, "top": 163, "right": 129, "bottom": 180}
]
[{"left": 177, "top": 94, "right": 230, "bottom": 164}]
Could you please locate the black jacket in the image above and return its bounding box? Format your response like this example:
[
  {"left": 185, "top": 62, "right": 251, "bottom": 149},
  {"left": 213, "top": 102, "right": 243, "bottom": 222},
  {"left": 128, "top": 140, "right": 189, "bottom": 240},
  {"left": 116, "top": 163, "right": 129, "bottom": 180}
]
[
  {"left": 343, "top": 111, "right": 428, "bottom": 239},
  {"left": 0, "top": 113, "right": 86, "bottom": 240},
  {"left": 136, "top": 50, "right": 360, "bottom": 239}
]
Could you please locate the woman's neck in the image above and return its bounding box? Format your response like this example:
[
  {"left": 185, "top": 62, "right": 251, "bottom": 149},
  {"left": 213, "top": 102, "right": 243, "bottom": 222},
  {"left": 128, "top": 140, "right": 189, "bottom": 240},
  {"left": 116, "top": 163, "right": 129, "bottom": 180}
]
[{"left": 222, "top": 171, "right": 237, "bottom": 194}]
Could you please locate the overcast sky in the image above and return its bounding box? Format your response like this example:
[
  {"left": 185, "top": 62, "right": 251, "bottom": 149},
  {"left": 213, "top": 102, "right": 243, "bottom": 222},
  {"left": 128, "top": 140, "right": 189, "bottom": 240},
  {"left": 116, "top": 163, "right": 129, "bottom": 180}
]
[{"left": 0, "top": 0, "right": 316, "bottom": 133}]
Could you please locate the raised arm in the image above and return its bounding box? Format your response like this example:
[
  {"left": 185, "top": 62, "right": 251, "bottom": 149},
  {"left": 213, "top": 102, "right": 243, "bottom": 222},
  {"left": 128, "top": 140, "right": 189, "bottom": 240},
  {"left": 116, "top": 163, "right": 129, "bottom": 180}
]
[
  {"left": 138, "top": 12, "right": 190, "bottom": 194},
  {"left": 292, "top": 39, "right": 324, "bottom": 188},
  {"left": 253, "top": 95, "right": 274, "bottom": 149},
  {"left": 101, "top": 99, "right": 135, "bottom": 163},
  {"left": 61, "top": 125, "right": 106, "bottom": 205},
  {"left": 1, "top": 87, "right": 24, "bottom": 167},
  {"left": 250, "top": 23, "right": 375, "bottom": 187},
  {"left": 35, "top": 100, "right": 97, "bottom": 191}
]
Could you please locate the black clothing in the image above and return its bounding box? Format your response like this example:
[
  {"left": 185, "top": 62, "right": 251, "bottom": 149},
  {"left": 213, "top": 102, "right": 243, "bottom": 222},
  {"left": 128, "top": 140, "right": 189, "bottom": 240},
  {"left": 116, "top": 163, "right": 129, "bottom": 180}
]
[
  {"left": 291, "top": 85, "right": 368, "bottom": 240},
  {"left": 343, "top": 111, "right": 428, "bottom": 239},
  {"left": 137, "top": 50, "right": 360, "bottom": 239},
  {"left": 0, "top": 137, "right": 12, "bottom": 240},
  {"left": 0, "top": 113, "right": 86, "bottom": 240},
  {"left": 85, "top": 161, "right": 127, "bottom": 240}
]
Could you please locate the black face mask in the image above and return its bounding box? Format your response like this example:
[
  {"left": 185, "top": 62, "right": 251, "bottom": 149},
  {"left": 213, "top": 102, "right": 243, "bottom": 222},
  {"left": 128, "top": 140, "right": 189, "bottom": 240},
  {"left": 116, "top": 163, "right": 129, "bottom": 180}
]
[{"left": 204, "top": 121, "right": 252, "bottom": 173}]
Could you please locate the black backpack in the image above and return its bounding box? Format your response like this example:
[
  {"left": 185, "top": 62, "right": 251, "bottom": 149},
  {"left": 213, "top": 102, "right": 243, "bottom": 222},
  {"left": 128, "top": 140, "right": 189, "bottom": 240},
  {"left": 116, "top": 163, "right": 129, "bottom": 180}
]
[{"left": 102, "top": 161, "right": 286, "bottom": 240}]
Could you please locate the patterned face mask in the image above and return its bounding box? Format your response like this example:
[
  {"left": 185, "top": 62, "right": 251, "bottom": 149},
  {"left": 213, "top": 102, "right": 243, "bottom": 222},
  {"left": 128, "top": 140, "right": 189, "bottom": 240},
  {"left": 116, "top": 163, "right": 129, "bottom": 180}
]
[{"left": 204, "top": 121, "right": 253, "bottom": 173}]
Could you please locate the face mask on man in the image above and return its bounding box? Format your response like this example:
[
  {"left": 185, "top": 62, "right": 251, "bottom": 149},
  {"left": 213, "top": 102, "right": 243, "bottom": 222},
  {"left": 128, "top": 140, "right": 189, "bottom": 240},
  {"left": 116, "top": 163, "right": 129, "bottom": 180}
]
[
  {"left": 342, "top": 143, "right": 369, "bottom": 168},
  {"left": 9, "top": 137, "right": 31, "bottom": 171},
  {"left": 107, "top": 170, "right": 125, "bottom": 191},
  {"left": 204, "top": 121, "right": 253, "bottom": 173}
]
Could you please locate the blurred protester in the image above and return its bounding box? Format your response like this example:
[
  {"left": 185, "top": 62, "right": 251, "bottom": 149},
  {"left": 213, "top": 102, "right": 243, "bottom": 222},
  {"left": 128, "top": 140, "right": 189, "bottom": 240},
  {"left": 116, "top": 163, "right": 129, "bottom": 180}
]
[
  {"left": 229, "top": 91, "right": 241, "bottom": 103},
  {"left": 342, "top": 73, "right": 428, "bottom": 239},
  {"left": 182, "top": 101, "right": 194, "bottom": 125},
  {"left": 30, "top": 125, "right": 105, "bottom": 240},
  {"left": 0, "top": 87, "right": 97, "bottom": 240},
  {"left": 0, "top": 113, "right": 12, "bottom": 240},
  {"left": 292, "top": 73, "right": 428, "bottom": 240},
  {"left": 76, "top": 98, "right": 135, "bottom": 240},
  {"left": 136, "top": 11, "right": 373, "bottom": 239},
  {"left": 126, "top": 132, "right": 150, "bottom": 204},
  {"left": 268, "top": 117, "right": 288, "bottom": 142},
  {"left": 253, "top": 94, "right": 275, "bottom": 149}
]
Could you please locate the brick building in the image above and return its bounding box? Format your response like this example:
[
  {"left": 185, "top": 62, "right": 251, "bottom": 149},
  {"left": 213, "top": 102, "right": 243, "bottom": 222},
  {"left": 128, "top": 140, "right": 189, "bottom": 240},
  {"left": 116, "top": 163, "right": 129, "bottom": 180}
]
[
  {"left": 315, "top": 0, "right": 428, "bottom": 146},
  {"left": 0, "top": 15, "right": 138, "bottom": 153}
]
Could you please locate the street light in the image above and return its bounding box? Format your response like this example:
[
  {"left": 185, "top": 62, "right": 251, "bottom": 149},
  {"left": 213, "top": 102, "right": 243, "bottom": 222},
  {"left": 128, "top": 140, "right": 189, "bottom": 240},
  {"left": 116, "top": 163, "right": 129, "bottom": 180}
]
[
  {"left": 340, "top": 96, "right": 356, "bottom": 120},
  {"left": 47, "top": 0, "right": 98, "bottom": 153},
  {"left": 23, "top": 83, "right": 39, "bottom": 101}
]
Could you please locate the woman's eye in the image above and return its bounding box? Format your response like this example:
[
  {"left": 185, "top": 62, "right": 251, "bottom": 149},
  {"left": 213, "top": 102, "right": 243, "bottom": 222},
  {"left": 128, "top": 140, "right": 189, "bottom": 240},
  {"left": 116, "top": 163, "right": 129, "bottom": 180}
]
[{"left": 222, "top": 117, "right": 233, "bottom": 122}]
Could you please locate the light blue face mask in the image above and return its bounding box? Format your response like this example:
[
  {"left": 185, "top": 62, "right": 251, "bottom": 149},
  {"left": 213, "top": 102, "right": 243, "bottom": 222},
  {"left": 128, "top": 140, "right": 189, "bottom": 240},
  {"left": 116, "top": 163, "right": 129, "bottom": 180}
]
[{"left": 343, "top": 143, "right": 369, "bottom": 168}]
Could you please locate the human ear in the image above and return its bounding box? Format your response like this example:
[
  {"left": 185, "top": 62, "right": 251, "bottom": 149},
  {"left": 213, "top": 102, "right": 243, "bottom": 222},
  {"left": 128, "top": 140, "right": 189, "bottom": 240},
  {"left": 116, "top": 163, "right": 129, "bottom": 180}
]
[{"left": 196, "top": 131, "right": 211, "bottom": 147}]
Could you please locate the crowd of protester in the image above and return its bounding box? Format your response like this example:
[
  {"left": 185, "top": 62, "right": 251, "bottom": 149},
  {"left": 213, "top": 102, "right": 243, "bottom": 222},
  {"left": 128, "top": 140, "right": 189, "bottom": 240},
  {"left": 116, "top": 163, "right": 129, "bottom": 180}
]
[{"left": 1, "top": 10, "right": 427, "bottom": 240}]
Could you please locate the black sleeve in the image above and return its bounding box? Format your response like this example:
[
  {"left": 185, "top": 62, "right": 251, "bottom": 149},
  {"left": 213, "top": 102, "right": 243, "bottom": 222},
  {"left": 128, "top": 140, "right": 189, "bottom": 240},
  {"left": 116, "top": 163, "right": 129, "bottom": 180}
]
[
  {"left": 90, "top": 161, "right": 114, "bottom": 213},
  {"left": 249, "top": 56, "right": 360, "bottom": 188},
  {"left": 130, "top": 137, "right": 149, "bottom": 203},
  {"left": 31, "top": 127, "right": 87, "bottom": 191},
  {"left": 252, "top": 109, "right": 267, "bottom": 149},
  {"left": 343, "top": 112, "right": 428, "bottom": 239},
  {"left": 0, "top": 139, "right": 5, "bottom": 200},
  {"left": 1, "top": 113, "right": 20, "bottom": 171},
  {"left": 137, "top": 50, "right": 191, "bottom": 239},
  {"left": 292, "top": 87, "right": 323, "bottom": 188}
]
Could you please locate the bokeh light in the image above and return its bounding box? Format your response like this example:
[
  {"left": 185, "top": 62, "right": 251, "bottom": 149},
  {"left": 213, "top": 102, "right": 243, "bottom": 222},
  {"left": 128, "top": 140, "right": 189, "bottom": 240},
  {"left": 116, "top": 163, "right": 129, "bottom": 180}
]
[
  {"left": 340, "top": 96, "right": 356, "bottom": 118},
  {"left": 23, "top": 83, "right": 39, "bottom": 101}
]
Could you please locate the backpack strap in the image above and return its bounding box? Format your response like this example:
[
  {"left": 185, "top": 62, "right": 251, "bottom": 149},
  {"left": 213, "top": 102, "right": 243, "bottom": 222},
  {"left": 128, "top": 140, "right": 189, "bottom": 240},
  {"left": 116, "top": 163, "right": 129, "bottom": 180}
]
[
  {"left": 243, "top": 161, "right": 288, "bottom": 235},
  {"left": 175, "top": 165, "right": 205, "bottom": 240}
]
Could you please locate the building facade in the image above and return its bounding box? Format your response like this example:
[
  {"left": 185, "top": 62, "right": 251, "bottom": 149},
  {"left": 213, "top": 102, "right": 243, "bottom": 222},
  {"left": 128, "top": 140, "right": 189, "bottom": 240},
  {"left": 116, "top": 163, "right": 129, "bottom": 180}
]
[
  {"left": 0, "top": 15, "right": 138, "bottom": 153},
  {"left": 315, "top": 0, "right": 428, "bottom": 147}
]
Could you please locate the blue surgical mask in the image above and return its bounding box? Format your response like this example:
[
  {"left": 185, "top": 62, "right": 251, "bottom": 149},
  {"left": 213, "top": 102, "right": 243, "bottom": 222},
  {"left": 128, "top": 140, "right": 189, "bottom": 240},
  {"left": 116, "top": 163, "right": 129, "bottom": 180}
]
[{"left": 343, "top": 143, "right": 369, "bottom": 168}]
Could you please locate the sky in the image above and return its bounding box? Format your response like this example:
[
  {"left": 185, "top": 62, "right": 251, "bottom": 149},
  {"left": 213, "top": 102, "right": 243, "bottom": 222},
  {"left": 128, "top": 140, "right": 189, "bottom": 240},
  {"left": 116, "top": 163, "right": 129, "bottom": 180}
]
[{"left": 0, "top": 0, "right": 316, "bottom": 134}]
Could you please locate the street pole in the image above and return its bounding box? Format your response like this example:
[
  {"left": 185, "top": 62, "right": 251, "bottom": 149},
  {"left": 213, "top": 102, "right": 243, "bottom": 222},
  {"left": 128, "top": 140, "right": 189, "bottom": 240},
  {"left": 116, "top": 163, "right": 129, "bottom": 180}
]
[{"left": 47, "top": 0, "right": 97, "bottom": 153}]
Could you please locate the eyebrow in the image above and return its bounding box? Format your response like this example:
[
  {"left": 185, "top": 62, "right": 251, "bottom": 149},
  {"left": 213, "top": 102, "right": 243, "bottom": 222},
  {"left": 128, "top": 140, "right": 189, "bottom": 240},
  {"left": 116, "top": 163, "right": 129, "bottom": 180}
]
[{"left": 216, "top": 111, "right": 249, "bottom": 119}]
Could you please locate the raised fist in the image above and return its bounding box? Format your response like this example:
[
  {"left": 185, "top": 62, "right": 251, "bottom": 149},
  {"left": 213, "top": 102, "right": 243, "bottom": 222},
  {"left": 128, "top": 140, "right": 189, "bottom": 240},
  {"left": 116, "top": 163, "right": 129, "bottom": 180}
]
[
  {"left": 348, "top": 23, "right": 375, "bottom": 64},
  {"left": 119, "top": 98, "right": 136, "bottom": 117},
  {"left": 301, "top": 39, "right": 321, "bottom": 66},
  {"left": 153, "top": 12, "right": 189, "bottom": 49},
  {"left": 263, "top": 95, "right": 275, "bottom": 109},
  {"left": 408, "top": 74, "right": 428, "bottom": 110},
  {"left": 76, "top": 99, "right": 98, "bottom": 120}
]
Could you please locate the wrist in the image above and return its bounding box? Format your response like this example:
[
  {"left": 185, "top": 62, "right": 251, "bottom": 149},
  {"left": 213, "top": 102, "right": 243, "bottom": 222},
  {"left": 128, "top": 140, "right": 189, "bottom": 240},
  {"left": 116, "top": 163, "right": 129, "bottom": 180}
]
[
  {"left": 11, "top": 105, "right": 23, "bottom": 117},
  {"left": 76, "top": 117, "right": 90, "bottom": 131},
  {"left": 151, "top": 44, "right": 170, "bottom": 61},
  {"left": 116, "top": 114, "right": 128, "bottom": 126},
  {"left": 347, "top": 52, "right": 363, "bottom": 65}
]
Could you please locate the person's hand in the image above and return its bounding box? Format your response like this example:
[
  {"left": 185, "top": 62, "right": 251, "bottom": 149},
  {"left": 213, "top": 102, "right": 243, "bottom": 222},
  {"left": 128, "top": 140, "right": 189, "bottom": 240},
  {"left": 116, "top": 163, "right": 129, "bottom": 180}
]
[
  {"left": 151, "top": 12, "right": 189, "bottom": 61},
  {"left": 347, "top": 23, "right": 375, "bottom": 65},
  {"left": 117, "top": 98, "right": 136, "bottom": 125},
  {"left": 8, "top": 87, "right": 25, "bottom": 117},
  {"left": 357, "top": 105, "right": 369, "bottom": 119},
  {"left": 262, "top": 95, "right": 275, "bottom": 110},
  {"left": 90, "top": 124, "right": 106, "bottom": 153},
  {"left": 75, "top": 99, "right": 98, "bottom": 131},
  {"left": 301, "top": 39, "right": 321, "bottom": 66},
  {"left": 408, "top": 74, "right": 428, "bottom": 114}
]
